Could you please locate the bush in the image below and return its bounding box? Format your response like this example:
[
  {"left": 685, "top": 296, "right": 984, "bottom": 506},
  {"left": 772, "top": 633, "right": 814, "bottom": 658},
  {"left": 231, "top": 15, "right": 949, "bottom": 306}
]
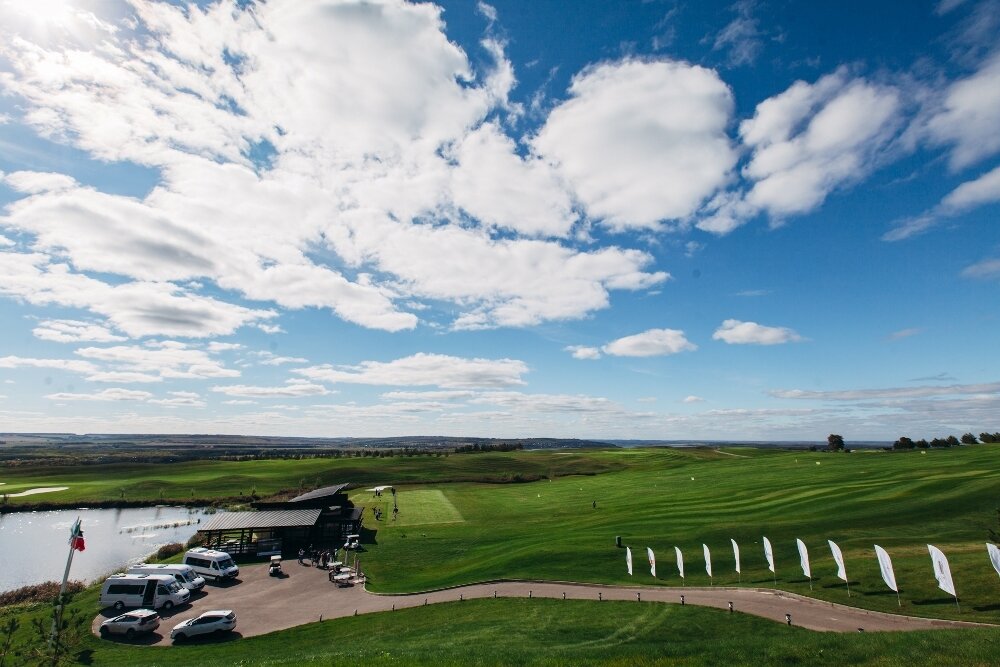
[
  {"left": 0, "top": 581, "right": 84, "bottom": 608},
  {"left": 185, "top": 533, "right": 204, "bottom": 548},
  {"left": 155, "top": 542, "right": 185, "bottom": 560}
]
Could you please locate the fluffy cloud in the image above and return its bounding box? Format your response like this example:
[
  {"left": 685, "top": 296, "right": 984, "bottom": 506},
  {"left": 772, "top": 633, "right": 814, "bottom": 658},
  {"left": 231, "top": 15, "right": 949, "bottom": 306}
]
[
  {"left": 75, "top": 343, "right": 240, "bottom": 380},
  {"left": 45, "top": 388, "right": 153, "bottom": 401},
  {"left": 0, "top": 0, "right": 666, "bottom": 335},
  {"left": 211, "top": 380, "right": 331, "bottom": 398},
  {"left": 148, "top": 391, "right": 206, "bottom": 408},
  {"left": 923, "top": 51, "right": 1000, "bottom": 170},
  {"left": 0, "top": 355, "right": 96, "bottom": 373},
  {"left": 961, "top": 258, "right": 1000, "bottom": 279},
  {"left": 0, "top": 252, "right": 276, "bottom": 338},
  {"left": 565, "top": 345, "right": 601, "bottom": 360},
  {"left": 883, "top": 163, "right": 1000, "bottom": 241},
  {"left": 534, "top": 58, "right": 736, "bottom": 230},
  {"left": 701, "top": 70, "right": 900, "bottom": 233},
  {"left": 32, "top": 319, "right": 127, "bottom": 343},
  {"left": 601, "top": 328, "right": 697, "bottom": 357},
  {"left": 770, "top": 381, "right": 1000, "bottom": 401},
  {"left": 712, "top": 319, "right": 803, "bottom": 345},
  {"left": 294, "top": 353, "right": 528, "bottom": 389},
  {"left": 683, "top": 395, "right": 706, "bottom": 403}
]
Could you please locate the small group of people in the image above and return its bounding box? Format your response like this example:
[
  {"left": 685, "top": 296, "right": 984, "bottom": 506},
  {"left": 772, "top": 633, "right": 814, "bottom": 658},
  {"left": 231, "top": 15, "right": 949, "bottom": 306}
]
[{"left": 297, "top": 545, "right": 337, "bottom": 568}]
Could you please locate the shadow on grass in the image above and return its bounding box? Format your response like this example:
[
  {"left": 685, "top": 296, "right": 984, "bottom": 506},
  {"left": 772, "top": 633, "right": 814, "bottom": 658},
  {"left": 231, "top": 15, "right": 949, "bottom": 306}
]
[
  {"left": 172, "top": 630, "right": 244, "bottom": 645},
  {"left": 911, "top": 597, "right": 959, "bottom": 606},
  {"left": 359, "top": 526, "right": 378, "bottom": 546},
  {"left": 972, "top": 603, "right": 1000, "bottom": 612},
  {"left": 98, "top": 631, "right": 163, "bottom": 646},
  {"left": 861, "top": 589, "right": 901, "bottom": 597}
]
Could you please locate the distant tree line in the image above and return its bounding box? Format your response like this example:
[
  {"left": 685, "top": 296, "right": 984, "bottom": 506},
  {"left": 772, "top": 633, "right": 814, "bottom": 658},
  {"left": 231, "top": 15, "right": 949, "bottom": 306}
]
[
  {"left": 454, "top": 442, "right": 525, "bottom": 454},
  {"left": 891, "top": 432, "right": 997, "bottom": 449}
]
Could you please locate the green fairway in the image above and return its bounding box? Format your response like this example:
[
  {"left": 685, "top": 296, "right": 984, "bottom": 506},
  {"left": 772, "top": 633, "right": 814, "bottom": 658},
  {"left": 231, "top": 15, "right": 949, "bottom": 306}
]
[
  {"left": 356, "top": 488, "right": 465, "bottom": 526},
  {"left": 4, "top": 446, "right": 1000, "bottom": 626}
]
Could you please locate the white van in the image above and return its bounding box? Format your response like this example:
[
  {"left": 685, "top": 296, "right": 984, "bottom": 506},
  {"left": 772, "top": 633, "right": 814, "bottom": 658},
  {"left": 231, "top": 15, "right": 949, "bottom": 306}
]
[
  {"left": 183, "top": 547, "right": 240, "bottom": 580},
  {"left": 100, "top": 574, "right": 191, "bottom": 611},
  {"left": 127, "top": 563, "right": 206, "bottom": 592}
]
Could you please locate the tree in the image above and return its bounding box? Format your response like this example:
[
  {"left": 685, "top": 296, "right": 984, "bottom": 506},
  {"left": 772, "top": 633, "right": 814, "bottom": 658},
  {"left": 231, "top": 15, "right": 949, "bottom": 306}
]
[
  {"left": 961, "top": 433, "right": 978, "bottom": 445},
  {"left": 946, "top": 435, "right": 960, "bottom": 447},
  {"left": 930, "top": 437, "right": 946, "bottom": 448},
  {"left": 827, "top": 434, "right": 845, "bottom": 451},
  {"left": 981, "top": 433, "right": 997, "bottom": 444},
  {"left": 916, "top": 439, "right": 930, "bottom": 449},
  {"left": 893, "top": 437, "right": 914, "bottom": 450}
]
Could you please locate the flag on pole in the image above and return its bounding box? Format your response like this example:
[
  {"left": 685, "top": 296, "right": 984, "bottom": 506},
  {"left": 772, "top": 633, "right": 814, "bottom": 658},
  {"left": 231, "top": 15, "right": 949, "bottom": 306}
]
[
  {"left": 763, "top": 537, "right": 775, "bottom": 573},
  {"left": 69, "top": 518, "right": 85, "bottom": 552},
  {"left": 927, "top": 544, "right": 956, "bottom": 597},
  {"left": 874, "top": 545, "right": 898, "bottom": 592},
  {"left": 626, "top": 547, "right": 633, "bottom": 576},
  {"left": 703, "top": 544, "right": 713, "bottom": 580},
  {"left": 796, "top": 539, "right": 812, "bottom": 589},
  {"left": 731, "top": 539, "right": 741, "bottom": 574},
  {"left": 828, "top": 540, "right": 847, "bottom": 582},
  {"left": 675, "top": 546, "right": 685, "bottom": 579},
  {"left": 647, "top": 547, "right": 656, "bottom": 577},
  {"left": 987, "top": 543, "right": 1000, "bottom": 580}
]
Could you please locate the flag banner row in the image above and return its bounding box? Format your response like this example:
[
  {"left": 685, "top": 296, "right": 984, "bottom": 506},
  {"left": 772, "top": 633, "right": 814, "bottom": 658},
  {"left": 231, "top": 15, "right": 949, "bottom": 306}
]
[{"left": 629, "top": 538, "right": 1000, "bottom": 605}]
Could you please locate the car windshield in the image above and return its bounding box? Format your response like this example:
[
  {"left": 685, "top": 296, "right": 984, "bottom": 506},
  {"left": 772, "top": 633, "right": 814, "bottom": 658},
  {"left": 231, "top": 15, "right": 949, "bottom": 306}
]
[
  {"left": 182, "top": 571, "right": 195, "bottom": 582},
  {"left": 167, "top": 581, "right": 182, "bottom": 593},
  {"left": 219, "top": 558, "right": 235, "bottom": 569}
]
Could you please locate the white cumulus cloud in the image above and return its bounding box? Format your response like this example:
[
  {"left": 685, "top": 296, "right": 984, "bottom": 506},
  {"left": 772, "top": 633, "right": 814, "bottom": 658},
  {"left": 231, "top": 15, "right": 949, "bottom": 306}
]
[
  {"left": 602, "top": 328, "right": 697, "bottom": 357},
  {"left": 712, "top": 319, "right": 803, "bottom": 345}
]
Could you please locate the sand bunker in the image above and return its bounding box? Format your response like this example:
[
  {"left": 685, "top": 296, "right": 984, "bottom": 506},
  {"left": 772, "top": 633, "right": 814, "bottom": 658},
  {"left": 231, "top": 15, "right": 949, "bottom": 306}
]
[{"left": 4, "top": 486, "right": 69, "bottom": 497}]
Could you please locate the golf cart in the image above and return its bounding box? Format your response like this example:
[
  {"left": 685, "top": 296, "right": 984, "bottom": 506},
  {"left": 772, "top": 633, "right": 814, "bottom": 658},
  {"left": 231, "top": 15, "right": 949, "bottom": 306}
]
[
  {"left": 268, "top": 555, "right": 282, "bottom": 577},
  {"left": 344, "top": 534, "right": 361, "bottom": 550}
]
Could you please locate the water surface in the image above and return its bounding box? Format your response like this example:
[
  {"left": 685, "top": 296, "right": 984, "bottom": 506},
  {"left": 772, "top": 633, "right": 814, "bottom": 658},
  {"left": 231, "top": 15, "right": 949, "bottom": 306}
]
[{"left": 0, "top": 506, "right": 210, "bottom": 593}]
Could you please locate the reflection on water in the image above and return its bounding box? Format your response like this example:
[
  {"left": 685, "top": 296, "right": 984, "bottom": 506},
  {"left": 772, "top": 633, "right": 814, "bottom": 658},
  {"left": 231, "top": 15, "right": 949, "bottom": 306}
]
[{"left": 0, "top": 506, "right": 211, "bottom": 593}]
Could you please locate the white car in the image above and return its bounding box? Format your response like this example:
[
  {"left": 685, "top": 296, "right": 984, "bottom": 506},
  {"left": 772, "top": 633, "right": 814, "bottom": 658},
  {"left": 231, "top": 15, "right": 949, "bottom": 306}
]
[
  {"left": 170, "top": 610, "right": 237, "bottom": 641},
  {"left": 99, "top": 609, "right": 160, "bottom": 639}
]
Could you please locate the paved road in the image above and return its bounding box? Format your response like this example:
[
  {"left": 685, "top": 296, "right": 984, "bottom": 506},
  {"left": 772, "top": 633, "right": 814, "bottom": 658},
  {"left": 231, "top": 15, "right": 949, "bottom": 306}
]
[{"left": 92, "top": 563, "right": 991, "bottom": 646}]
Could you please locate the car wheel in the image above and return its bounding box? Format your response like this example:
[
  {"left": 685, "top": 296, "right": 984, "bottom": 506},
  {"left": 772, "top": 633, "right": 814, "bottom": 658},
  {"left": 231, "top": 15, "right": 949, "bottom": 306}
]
[
  {"left": 113, "top": 601, "right": 124, "bottom": 611},
  {"left": 99, "top": 626, "right": 109, "bottom": 637},
  {"left": 163, "top": 601, "right": 174, "bottom": 610},
  {"left": 125, "top": 628, "right": 135, "bottom": 640}
]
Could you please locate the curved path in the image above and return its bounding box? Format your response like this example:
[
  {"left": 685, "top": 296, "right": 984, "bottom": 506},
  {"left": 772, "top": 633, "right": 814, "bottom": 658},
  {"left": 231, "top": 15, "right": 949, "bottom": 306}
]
[{"left": 92, "top": 563, "right": 991, "bottom": 645}]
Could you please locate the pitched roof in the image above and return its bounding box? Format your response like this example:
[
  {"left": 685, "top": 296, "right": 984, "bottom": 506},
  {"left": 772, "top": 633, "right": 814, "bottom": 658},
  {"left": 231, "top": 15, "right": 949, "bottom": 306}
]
[
  {"left": 287, "top": 483, "right": 350, "bottom": 503},
  {"left": 199, "top": 509, "right": 322, "bottom": 532}
]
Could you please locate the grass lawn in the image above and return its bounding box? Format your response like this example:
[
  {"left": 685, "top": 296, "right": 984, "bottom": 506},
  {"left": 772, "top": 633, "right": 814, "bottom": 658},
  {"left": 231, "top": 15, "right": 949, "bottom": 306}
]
[
  {"left": 3, "top": 597, "right": 1000, "bottom": 666},
  {"left": 2, "top": 444, "right": 999, "bottom": 665}
]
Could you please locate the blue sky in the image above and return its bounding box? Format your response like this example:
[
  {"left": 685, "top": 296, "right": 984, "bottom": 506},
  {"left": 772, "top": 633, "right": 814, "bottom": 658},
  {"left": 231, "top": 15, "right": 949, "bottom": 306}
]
[{"left": 0, "top": 0, "right": 997, "bottom": 440}]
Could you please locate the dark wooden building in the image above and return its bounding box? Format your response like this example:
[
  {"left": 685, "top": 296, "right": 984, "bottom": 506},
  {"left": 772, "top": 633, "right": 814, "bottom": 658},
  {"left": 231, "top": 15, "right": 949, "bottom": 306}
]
[{"left": 198, "top": 483, "right": 363, "bottom": 556}]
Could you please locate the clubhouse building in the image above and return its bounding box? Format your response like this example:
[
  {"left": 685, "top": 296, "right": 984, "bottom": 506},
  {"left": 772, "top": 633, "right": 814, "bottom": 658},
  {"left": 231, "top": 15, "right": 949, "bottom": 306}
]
[{"left": 197, "top": 483, "right": 363, "bottom": 556}]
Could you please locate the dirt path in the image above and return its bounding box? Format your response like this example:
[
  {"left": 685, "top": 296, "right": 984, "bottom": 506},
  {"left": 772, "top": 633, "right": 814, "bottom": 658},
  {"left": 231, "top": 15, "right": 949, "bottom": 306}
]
[{"left": 92, "top": 564, "right": 990, "bottom": 646}]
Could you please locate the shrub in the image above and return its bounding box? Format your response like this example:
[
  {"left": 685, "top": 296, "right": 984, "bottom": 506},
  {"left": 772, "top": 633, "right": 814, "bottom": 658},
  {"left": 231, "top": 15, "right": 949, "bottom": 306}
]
[
  {"left": 0, "top": 581, "right": 84, "bottom": 608},
  {"left": 155, "top": 542, "right": 185, "bottom": 560},
  {"left": 185, "top": 533, "right": 205, "bottom": 549}
]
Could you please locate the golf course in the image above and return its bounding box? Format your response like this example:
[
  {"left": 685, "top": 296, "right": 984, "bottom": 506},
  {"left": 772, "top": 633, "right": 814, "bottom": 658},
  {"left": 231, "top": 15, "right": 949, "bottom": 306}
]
[{"left": 2, "top": 444, "right": 999, "bottom": 665}]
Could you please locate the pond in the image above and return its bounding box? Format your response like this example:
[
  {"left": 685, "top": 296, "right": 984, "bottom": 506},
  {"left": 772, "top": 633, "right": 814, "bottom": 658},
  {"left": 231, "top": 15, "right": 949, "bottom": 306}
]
[{"left": 0, "top": 506, "right": 213, "bottom": 593}]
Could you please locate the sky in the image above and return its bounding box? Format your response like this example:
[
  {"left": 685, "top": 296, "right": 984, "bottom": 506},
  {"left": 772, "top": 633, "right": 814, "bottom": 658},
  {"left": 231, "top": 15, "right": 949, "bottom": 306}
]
[{"left": 0, "top": 0, "right": 997, "bottom": 441}]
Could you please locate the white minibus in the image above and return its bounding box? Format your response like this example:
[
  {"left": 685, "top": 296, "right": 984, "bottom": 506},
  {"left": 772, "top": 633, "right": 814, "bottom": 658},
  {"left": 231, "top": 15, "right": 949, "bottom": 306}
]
[
  {"left": 183, "top": 547, "right": 240, "bottom": 580},
  {"left": 99, "top": 574, "right": 191, "bottom": 611},
  {"left": 127, "top": 563, "right": 206, "bottom": 591}
]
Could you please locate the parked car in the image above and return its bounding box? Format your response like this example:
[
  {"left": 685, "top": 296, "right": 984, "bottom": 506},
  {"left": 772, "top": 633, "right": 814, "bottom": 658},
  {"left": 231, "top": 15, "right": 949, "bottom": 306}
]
[
  {"left": 98, "top": 609, "right": 160, "bottom": 639},
  {"left": 170, "top": 610, "right": 237, "bottom": 641},
  {"left": 127, "top": 563, "right": 206, "bottom": 591}
]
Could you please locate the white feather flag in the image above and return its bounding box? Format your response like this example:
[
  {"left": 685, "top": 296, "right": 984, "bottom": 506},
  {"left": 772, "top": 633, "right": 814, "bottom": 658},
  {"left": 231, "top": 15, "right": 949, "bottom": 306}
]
[
  {"left": 828, "top": 540, "right": 847, "bottom": 582},
  {"left": 874, "top": 545, "right": 898, "bottom": 592},
  {"left": 647, "top": 547, "right": 656, "bottom": 577},
  {"left": 927, "top": 544, "right": 956, "bottom": 597},
  {"left": 763, "top": 537, "right": 775, "bottom": 573},
  {"left": 703, "top": 543, "right": 712, "bottom": 578},
  {"left": 796, "top": 539, "right": 811, "bottom": 578},
  {"left": 731, "top": 539, "right": 741, "bottom": 574},
  {"left": 987, "top": 543, "right": 1000, "bottom": 580},
  {"left": 626, "top": 546, "right": 633, "bottom": 576},
  {"left": 675, "top": 546, "right": 685, "bottom": 579}
]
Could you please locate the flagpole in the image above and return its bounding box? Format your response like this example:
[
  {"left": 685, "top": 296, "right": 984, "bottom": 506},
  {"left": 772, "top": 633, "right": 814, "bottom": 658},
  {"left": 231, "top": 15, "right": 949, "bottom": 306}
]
[
  {"left": 895, "top": 590, "right": 900, "bottom": 607},
  {"left": 50, "top": 517, "right": 80, "bottom": 647}
]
